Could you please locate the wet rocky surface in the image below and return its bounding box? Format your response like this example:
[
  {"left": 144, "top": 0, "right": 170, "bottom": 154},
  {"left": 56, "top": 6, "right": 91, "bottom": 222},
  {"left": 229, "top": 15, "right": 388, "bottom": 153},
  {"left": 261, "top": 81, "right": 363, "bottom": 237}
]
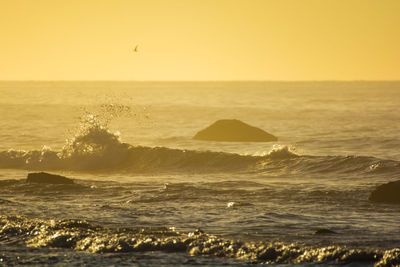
[{"left": 1, "top": 215, "right": 399, "bottom": 266}]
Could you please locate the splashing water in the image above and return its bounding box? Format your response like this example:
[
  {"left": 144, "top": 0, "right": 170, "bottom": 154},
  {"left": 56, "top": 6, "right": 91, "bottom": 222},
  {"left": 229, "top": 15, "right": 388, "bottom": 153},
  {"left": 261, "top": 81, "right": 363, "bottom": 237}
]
[
  {"left": 0, "top": 105, "right": 133, "bottom": 171},
  {"left": 81, "top": 102, "right": 132, "bottom": 127},
  {"left": 264, "top": 145, "right": 299, "bottom": 160},
  {"left": 53, "top": 108, "right": 134, "bottom": 170},
  {"left": 61, "top": 113, "right": 124, "bottom": 158}
]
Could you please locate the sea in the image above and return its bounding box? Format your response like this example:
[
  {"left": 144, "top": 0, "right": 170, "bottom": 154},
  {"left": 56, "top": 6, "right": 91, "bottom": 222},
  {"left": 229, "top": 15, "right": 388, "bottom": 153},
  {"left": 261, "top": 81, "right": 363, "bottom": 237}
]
[{"left": 0, "top": 81, "right": 400, "bottom": 266}]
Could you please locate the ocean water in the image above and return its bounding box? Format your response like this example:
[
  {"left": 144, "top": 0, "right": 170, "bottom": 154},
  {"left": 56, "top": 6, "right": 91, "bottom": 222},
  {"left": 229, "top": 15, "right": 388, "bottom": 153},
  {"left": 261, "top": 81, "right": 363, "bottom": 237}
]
[{"left": 1, "top": 81, "right": 400, "bottom": 266}]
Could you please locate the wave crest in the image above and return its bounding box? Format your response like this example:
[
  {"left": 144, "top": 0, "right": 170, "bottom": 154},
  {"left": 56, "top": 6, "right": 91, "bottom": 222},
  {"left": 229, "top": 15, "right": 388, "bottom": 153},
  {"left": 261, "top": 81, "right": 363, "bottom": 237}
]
[
  {"left": 0, "top": 114, "right": 131, "bottom": 171},
  {"left": 264, "top": 145, "right": 299, "bottom": 160},
  {"left": 0, "top": 116, "right": 258, "bottom": 172},
  {"left": 61, "top": 114, "right": 123, "bottom": 158},
  {"left": 1, "top": 117, "right": 400, "bottom": 176}
]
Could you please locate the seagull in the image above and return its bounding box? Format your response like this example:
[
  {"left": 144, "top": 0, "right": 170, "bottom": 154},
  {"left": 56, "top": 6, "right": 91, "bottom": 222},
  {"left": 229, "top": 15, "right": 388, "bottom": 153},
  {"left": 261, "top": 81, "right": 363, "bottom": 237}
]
[{"left": 133, "top": 45, "right": 138, "bottom": 52}]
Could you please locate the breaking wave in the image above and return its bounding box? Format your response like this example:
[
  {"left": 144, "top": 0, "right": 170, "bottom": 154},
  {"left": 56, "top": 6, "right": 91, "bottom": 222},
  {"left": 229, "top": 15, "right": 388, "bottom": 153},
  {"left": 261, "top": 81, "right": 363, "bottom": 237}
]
[
  {"left": 0, "top": 115, "right": 399, "bottom": 176},
  {"left": 0, "top": 115, "right": 291, "bottom": 172}
]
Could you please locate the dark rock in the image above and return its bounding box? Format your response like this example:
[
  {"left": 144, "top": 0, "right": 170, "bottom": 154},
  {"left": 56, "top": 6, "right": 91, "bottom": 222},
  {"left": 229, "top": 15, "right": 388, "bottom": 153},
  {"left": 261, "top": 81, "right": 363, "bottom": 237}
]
[
  {"left": 193, "top": 119, "right": 277, "bottom": 142},
  {"left": 27, "top": 172, "right": 74, "bottom": 184},
  {"left": 369, "top": 180, "right": 400, "bottom": 203},
  {"left": 314, "top": 228, "right": 337, "bottom": 235}
]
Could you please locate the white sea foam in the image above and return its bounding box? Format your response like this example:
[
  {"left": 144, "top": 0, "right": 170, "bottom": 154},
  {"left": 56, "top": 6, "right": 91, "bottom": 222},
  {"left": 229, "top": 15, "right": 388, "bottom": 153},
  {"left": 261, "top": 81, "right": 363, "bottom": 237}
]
[{"left": 264, "top": 145, "right": 299, "bottom": 159}]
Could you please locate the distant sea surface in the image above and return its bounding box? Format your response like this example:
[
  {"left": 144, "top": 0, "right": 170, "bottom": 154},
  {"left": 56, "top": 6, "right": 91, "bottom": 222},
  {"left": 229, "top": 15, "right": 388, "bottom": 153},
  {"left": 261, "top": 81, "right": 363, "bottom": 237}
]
[{"left": 1, "top": 81, "right": 400, "bottom": 266}]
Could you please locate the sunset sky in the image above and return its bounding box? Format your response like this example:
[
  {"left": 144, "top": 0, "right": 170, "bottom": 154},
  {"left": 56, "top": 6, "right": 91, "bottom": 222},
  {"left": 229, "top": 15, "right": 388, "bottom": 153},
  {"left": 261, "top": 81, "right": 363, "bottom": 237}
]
[{"left": 1, "top": 0, "right": 399, "bottom": 80}]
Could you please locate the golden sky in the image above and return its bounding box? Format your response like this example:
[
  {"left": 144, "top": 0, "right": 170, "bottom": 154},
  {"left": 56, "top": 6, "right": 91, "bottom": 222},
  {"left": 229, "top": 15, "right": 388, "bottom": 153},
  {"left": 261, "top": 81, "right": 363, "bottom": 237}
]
[{"left": 1, "top": 0, "right": 399, "bottom": 80}]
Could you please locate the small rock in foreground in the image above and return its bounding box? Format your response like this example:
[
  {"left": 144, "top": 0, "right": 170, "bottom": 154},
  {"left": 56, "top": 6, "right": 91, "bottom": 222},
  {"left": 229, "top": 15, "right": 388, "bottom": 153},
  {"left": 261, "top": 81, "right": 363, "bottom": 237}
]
[{"left": 27, "top": 172, "right": 74, "bottom": 184}]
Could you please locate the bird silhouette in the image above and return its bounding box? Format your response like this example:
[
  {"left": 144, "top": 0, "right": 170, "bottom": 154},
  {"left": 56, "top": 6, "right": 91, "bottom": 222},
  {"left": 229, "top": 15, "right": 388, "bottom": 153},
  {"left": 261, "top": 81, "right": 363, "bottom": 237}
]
[{"left": 133, "top": 45, "right": 138, "bottom": 52}]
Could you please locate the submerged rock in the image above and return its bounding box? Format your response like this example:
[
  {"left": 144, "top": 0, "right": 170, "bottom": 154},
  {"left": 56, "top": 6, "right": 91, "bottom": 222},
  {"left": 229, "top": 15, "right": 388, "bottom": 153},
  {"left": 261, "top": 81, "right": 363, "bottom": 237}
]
[
  {"left": 27, "top": 172, "right": 74, "bottom": 185},
  {"left": 369, "top": 180, "right": 400, "bottom": 203},
  {"left": 314, "top": 228, "right": 337, "bottom": 235},
  {"left": 193, "top": 119, "right": 277, "bottom": 142}
]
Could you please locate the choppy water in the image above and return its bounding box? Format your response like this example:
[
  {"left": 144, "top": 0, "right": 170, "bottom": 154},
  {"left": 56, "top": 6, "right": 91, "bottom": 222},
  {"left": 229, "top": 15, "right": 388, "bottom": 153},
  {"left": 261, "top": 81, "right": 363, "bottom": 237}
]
[{"left": 1, "top": 81, "right": 400, "bottom": 266}]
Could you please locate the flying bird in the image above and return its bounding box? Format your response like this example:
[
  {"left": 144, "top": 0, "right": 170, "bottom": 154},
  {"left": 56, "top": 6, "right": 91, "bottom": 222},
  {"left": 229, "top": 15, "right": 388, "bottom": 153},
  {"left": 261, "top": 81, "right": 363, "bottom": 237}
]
[{"left": 133, "top": 45, "right": 138, "bottom": 52}]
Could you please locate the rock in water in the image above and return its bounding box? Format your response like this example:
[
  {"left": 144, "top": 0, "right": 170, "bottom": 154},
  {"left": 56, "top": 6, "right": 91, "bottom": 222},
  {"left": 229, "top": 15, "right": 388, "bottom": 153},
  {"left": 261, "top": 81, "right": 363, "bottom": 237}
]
[
  {"left": 369, "top": 180, "right": 400, "bottom": 203},
  {"left": 314, "top": 228, "right": 337, "bottom": 235},
  {"left": 27, "top": 172, "right": 74, "bottom": 184},
  {"left": 193, "top": 119, "right": 277, "bottom": 142}
]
